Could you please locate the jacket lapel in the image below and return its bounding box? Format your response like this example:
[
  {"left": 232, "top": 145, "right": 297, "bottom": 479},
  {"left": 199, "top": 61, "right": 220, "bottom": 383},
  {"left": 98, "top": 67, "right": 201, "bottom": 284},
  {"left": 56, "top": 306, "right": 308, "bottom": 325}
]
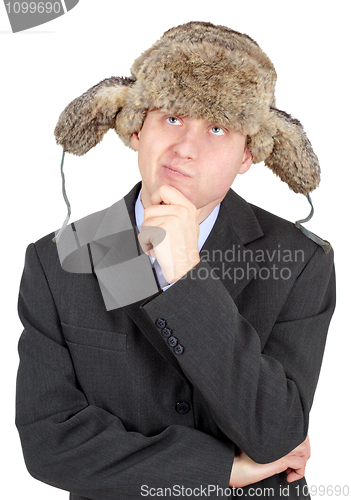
[{"left": 200, "top": 189, "right": 264, "bottom": 301}]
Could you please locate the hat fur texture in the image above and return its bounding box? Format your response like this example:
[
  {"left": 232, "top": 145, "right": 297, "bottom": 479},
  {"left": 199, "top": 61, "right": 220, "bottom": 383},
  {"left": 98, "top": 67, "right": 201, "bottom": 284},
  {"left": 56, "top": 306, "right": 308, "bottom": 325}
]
[{"left": 54, "top": 22, "right": 320, "bottom": 195}]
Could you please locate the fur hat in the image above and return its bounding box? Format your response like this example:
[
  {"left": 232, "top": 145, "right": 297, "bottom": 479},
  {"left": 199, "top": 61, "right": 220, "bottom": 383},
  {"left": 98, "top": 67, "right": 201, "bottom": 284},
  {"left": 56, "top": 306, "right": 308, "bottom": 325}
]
[{"left": 54, "top": 21, "right": 320, "bottom": 195}]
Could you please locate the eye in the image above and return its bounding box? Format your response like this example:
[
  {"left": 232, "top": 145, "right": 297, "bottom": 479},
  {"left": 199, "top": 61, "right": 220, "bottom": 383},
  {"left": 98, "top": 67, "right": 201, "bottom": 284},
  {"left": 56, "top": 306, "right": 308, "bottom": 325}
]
[
  {"left": 210, "top": 126, "right": 225, "bottom": 136},
  {"left": 166, "top": 116, "right": 181, "bottom": 125},
  {"left": 211, "top": 125, "right": 225, "bottom": 135}
]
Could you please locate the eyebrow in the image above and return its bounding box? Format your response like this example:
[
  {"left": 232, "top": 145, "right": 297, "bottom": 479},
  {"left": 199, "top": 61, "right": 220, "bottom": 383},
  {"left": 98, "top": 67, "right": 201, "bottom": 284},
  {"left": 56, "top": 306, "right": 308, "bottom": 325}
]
[{"left": 155, "top": 108, "right": 187, "bottom": 118}]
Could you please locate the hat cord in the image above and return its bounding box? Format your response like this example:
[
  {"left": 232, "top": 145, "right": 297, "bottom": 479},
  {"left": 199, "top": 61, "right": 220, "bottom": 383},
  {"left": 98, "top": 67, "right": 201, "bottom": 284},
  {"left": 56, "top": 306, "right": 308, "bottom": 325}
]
[
  {"left": 295, "top": 194, "right": 331, "bottom": 253},
  {"left": 52, "top": 149, "right": 71, "bottom": 243}
]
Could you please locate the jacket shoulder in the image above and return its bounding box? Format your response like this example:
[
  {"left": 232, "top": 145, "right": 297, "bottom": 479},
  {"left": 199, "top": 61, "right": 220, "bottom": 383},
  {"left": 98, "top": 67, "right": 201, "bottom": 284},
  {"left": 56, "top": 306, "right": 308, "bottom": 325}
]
[
  {"left": 32, "top": 205, "right": 110, "bottom": 266},
  {"left": 249, "top": 202, "right": 333, "bottom": 258}
]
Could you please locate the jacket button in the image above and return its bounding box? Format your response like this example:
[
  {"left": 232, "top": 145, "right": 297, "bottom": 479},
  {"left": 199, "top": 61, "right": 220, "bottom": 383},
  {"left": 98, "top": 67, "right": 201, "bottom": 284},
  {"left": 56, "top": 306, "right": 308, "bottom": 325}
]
[
  {"left": 173, "top": 344, "right": 184, "bottom": 355},
  {"left": 168, "top": 336, "right": 178, "bottom": 347},
  {"left": 155, "top": 318, "right": 166, "bottom": 329},
  {"left": 161, "top": 327, "right": 172, "bottom": 338},
  {"left": 176, "top": 401, "right": 190, "bottom": 414}
]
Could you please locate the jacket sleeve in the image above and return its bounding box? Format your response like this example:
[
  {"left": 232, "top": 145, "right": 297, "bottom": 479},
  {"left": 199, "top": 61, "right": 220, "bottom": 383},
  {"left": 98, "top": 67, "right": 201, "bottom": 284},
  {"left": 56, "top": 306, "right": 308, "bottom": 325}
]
[
  {"left": 16, "top": 243, "right": 235, "bottom": 499},
  {"left": 141, "top": 244, "right": 336, "bottom": 464}
]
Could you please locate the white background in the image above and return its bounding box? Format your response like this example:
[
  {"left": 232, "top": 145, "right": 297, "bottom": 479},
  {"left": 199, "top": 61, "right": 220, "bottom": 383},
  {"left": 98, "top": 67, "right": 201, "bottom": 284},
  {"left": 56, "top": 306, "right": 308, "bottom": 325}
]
[{"left": 1, "top": 0, "right": 350, "bottom": 498}]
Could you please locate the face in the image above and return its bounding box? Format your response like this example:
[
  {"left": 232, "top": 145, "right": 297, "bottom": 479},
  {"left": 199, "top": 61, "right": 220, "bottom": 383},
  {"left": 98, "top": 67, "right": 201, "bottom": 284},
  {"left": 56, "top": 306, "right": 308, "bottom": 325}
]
[{"left": 131, "top": 110, "right": 252, "bottom": 216}]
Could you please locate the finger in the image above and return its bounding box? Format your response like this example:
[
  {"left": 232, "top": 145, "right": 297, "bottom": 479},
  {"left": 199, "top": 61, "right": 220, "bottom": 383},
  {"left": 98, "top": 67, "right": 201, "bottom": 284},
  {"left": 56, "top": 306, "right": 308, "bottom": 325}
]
[
  {"left": 137, "top": 229, "right": 153, "bottom": 256},
  {"left": 286, "top": 470, "right": 304, "bottom": 483},
  {"left": 285, "top": 467, "right": 303, "bottom": 479},
  {"left": 279, "top": 455, "right": 306, "bottom": 479},
  {"left": 150, "top": 185, "right": 181, "bottom": 205},
  {"left": 138, "top": 226, "right": 166, "bottom": 252},
  {"left": 289, "top": 435, "right": 310, "bottom": 458},
  {"left": 306, "top": 435, "right": 311, "bottom": 459},
  {"left": 150, "top": 184, "right": 194, "bottom": 209},
  {"left": 143, "top": 204, "right": 189, "bottom": 221}
]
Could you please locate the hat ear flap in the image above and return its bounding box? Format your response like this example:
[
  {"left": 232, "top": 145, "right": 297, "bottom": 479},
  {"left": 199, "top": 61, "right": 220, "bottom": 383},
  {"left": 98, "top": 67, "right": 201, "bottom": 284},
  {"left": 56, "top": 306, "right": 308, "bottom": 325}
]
[
  {"left": 263, "top": 108, "right": 321, "bottom": 195},
  {"left": 54, "top": 76, "right": 135, "bottom": 156}
]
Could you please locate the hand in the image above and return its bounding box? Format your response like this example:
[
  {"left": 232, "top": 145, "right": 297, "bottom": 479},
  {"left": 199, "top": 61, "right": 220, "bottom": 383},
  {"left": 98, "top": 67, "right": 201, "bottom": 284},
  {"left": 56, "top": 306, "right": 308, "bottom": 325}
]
[
  {"left": 138, "top": 185, "right": 201, "bottom": 284},
  {"left": 229, "top": 436, "right": 311, "bottom": 488}
]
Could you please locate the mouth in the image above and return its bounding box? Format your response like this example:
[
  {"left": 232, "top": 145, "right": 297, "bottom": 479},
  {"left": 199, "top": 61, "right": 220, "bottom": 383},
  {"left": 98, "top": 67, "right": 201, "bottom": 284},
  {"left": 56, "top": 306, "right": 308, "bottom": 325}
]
[{"left": 163, "top": 165, "right": 190, "bottom": 178}]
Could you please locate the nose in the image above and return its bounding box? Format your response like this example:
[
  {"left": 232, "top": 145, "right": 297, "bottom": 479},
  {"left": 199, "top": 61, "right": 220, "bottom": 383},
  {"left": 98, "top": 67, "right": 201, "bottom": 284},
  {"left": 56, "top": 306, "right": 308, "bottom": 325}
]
[{"left": 173, "top": 126, "right": 200, "bottom": 160}]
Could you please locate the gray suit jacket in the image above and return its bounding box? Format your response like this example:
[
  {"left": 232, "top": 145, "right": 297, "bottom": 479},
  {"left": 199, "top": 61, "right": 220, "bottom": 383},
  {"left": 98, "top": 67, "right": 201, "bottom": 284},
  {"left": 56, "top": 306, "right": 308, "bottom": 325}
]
[{"left": 16, "top": 182, "right": 336, "bottom": 499}]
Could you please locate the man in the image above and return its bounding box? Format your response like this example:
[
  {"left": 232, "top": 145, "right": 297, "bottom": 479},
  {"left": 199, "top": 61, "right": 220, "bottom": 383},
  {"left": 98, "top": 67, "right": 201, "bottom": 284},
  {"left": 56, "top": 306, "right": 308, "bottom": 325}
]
[{"left": 16, "top": 22, "right": 335, "bottom": 499}]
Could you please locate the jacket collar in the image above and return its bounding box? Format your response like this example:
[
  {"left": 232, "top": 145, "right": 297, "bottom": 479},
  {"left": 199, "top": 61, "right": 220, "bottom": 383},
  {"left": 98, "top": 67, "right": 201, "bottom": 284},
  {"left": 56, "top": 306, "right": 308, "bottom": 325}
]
[
  {"left": 124, "top": 181, "right": 142, "bottom": 226},
  {"left": 220, "top": 188, "right": 264, "bottom": 245}
]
